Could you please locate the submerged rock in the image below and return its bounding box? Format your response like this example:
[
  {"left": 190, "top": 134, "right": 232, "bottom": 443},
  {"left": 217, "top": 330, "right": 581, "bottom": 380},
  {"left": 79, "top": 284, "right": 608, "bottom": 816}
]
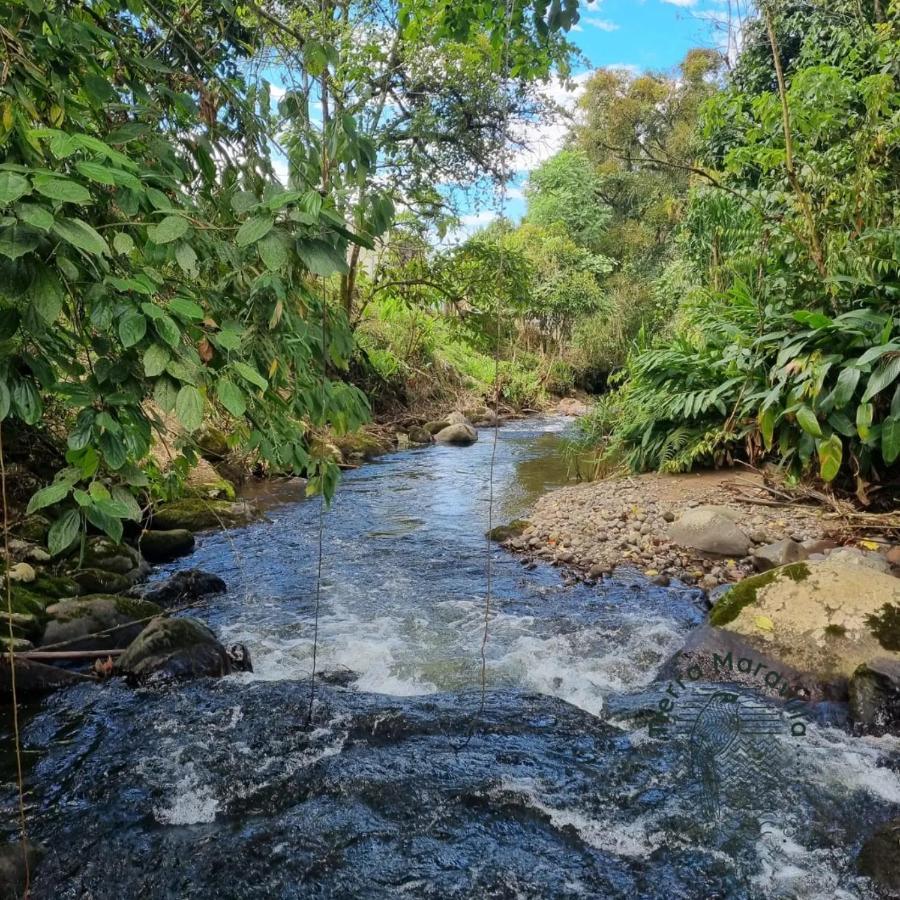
[
  {"left": 40, "top": 595, "right": 163, "bottom": 652},
  {"left": 849, "top": 658, "right": 900, "bottom": 737},
  {"left": 669, "top": 506, "right": 751, "bottom": 557},
  {"left": 149, "top": 499, "right": 255, "bottom": 532},
  {"left": 115, "top": 617, "right": 251, "bottom": 683},
  {"left": 434, "top": 423, "right": 478, "bottom": 446},
  {"left": 857, "top": 817, "right": 900, "bottom": 894},
  {"left": 486, "top": 520, "right": 530, "bottom": 543},
  {"left": 139, "top": 529, "right": 195, "bottom": 563},
  {"left": 0, "top": 656, "right": 95, "bottom": 695},
  {"left": 132, "top": 569, "right": 226, "bottom": 609}
]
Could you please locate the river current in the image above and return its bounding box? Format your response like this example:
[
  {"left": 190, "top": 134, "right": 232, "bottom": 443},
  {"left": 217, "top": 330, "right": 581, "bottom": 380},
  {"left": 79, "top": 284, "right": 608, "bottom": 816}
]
[{"left": 2, "top": 417, "right": 899, "bottom": 898}]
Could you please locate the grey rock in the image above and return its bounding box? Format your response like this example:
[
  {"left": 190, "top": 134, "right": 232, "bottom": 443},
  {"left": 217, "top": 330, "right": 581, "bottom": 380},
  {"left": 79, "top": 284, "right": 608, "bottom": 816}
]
[
  {"left": 446, "top": 411, "right": 472, "bottom": 426},
  {"left": 857, "top": 817, "right": 900, "bottom": 894},
  {"left": 406, "top": 426, "right": 433, "bottom": 445},
  {"left": 752, "top": 538, "right": 806, "bottom": 573},
  {"left": 668, "top": 506, "right": 751, "bottom": 556},
  {"left": 825, "top": 547, "right": 892, "bottom": 573},
  {"left": 139, "top": 529, "right": 195, "bottom": 563},
  {"left": 0, "top": 840, "right": 44, "bottom": 898},
  {"left": 434, "top": 423, "right": 478, "bottom": 445},
  {"left": 131, "top": 569, "right": 227, "bottom": 609},
  {"left": 71, "top": 568, "right": 132, "bottom": 594}
]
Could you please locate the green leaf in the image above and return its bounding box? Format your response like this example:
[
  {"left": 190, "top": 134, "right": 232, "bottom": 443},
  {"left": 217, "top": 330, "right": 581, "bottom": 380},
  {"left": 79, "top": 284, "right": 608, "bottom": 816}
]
[
  {"left": 258, "top": 231, "right": 289, "bottom": 271},
  {"left": 297, "top": 238, "right": 348, "bottom": 275},
  {"left": 795, "top": 405, "right": 822, "bottom": 438},
  {"left": 829, "top": 367, "right": 860, "bottom": 409},
  {"left": 33, "top": 175, "right": 91, "bottom": 204},
  {"left": 15, "top": 203, "right": 53, "bottom": 231},
  {"left": 175, "top": 242, "right": 198, "bottom": 276},
  {"left": 48, "top": 509, "right": 81, "bottom": 556},
  {"left": 29, "top": 265, "right": 65, "bottom": 323},
  {"left": 175, "top": 384, "right": 204, "bottom": 431},
  {"left": 111, "top": 485, "right": 142, "bottom": 522},
  {"left": 169, "top": 297, "right": 204, "bottom": 320},
  {"left": 232, "top": 361, "right": 268, "bottom": 390},
  {"left": 883, "top": 416, "right": 900, "bottom": 465},
  {"left": 26, "top": 481, "right": 70, "bottom": 514},
  {"left": 118, "top": 311, "right": 147, "bottom": 347},
  {"left": 153, "top": 376, "right": 178, "bottom": 412},
  {"left": 862, "top": 354, "right": 900, "bottom": 402},
  {"left": 74, "top": 161, "right": 119, "bottom": 185},
  {"left": 817, "top": 434, "right": 842, "bottom": 482},
  {"left": 147, "top": 214, "right": 189, "bottom": 244},
  {"left": 52, "top": 217, "right": 109, "bottom": 256},
  {"left": 231, "top": 191, "right": 258, "bottom": 214},
  {"left": 113, "top": 232, "right": 135, "bottom": 255},
  {"left": 0, "top": 381, "right": 9, "bottom": 421},
  {"left": 143, "top": 343, "right": 170, "bottom": 377},
  {"left": 216, "top": 378, "right": 246, "bottom": 416},
  {"left": 0, "top": 172, "right": 31, "bottom": 206},
  {"left": 236, "top": 215, "right": 274, "bottom": 246},
  {"left": 84, "top": 505, "right": 123, "bottom": 544},
  {"left": 12, "top": 380, "right": 41, "bottom": 424},
  {"left": 98, "top": 431, "right": 127, "bottom": 469},
  {"left": 154, "top": 314, "right": 181, "bottom": 348},
  {"left": 857, "top": 402, "right": 874, "bottom": 440},
  {"left": 758, "top": 407, "right": 775, "bottom": 449},
  {"left": 0, "top": 224, "right": 40, "bottom": 259}
]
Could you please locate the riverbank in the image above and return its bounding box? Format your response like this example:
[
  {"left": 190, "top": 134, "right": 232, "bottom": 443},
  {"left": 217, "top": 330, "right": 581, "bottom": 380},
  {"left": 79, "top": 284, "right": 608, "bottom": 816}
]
[{"left": 501, "top": 468, "right": 899, "bottom": 589}]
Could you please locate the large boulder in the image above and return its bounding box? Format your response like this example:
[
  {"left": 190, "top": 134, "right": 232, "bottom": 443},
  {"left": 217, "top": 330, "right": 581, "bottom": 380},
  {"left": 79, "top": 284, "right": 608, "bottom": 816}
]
[
  {"left": 333, "top": 429, "right": 391, "bottom": 461},
  {"left": 857, "top": 818, "right": 900, "bottom": 895},
  {"left": 434, "top": 423, "right": 478, "bottom": 446},
  {"left": 184, "top": 458, "right": 236, "bottom": 501},
  {"left": 824, "top": 546, "right": 892, "bottom": 573},
  {"left": 487, "top": 520, "right": 530, "bottom": 543},
  {"left": 669, "top": 505, "right": 751, "bottom": 557},
  {"left": 116, "top": 617, "right": 252, "bottom": 683},
  {"left": 849, "top": 658, "right": 900, "bottom": 737},
  {"left": 407, "top": 426, "right": 433, "bottom": 445},
  {"left": 424, "top": 419, "right": 450, "bottom": 435},
  {"left": 132, "top": 569, "right": 226, "bottom": 609},
  {"left": 71, "top": 568, "right": 132, "bottom": 594},
  {"left": 77, "top": 536, "right": 148, "bottom": 581},
  {"left": 446, "top": 411, "right": 472, "bottom": 426},
  {"left": 1, "top": 656, "right": 95, "bottom": 695},
  {"left": 40, "top": 595, "right": 163, "bottom": 652},
  {"left": 708, "top": 560, "right": 900, "bottom": 691},
  {"left": 149, "top": 499, "right": 255, "bottom": 532},
  {"left": 139, "top": 529, "right": 195, "bottom": 563}
]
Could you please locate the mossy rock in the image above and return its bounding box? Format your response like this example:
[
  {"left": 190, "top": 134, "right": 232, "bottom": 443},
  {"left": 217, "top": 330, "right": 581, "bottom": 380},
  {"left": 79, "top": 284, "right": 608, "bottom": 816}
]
[
  {"left": 15, "top": 514, "right": 51, "bottom": 544},
  {"left": 867, "top": 602, "right": 900, "bottom": 652},
  {"left": 6, "top": 584, "right": 58, "bottom": 619},
  {"left": 72, "top": 568, "right": 133, "bottom": 594},
  {"left": 184, "top": 458, "right": 237, "bottom": 501},
  {"left": 139, "top": 529, "right": 195, "bottom": 563},
  {"left": 41, "top": 595, "right": 163, "bottom": 652},
  {"left": 78, "top": 536, "right": 145, "bottom": 579},
  {"left": 709, "top": 563, "right": 811, "bottom": 627},
  {"left": 0, "top": 636, "right": 35, "bottom": 652},
  {"left": 333, "top": 430, "right": 391, "bottom": 460},
  {"left": 424, "top": 419, "right": 450, "bottom": 435},
  {"left": 407, "top": 426, "right": 433, "bottom": 445},
  {"left": 116, "top": 616, "right": 245, "bottom": 683},
  {"left": 31, "top": 573, "right": 81, "bottom": 599},
  {"left": 487, "top": 520, "right": 530, "bottom": 542},
  {"left": 196, "top": 427, "right": 229, "bottom": 460},
  {"left": 1, "top": 612, "right": 41, "bottom": 640},
  {"left": 150, "top": 499, "right": 255, "bottom": 533}
]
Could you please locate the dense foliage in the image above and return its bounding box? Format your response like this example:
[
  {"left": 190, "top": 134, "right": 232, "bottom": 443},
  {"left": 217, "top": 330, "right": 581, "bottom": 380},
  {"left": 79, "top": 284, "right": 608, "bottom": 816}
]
[
  {"left": 581, "top": 0, "right": 900, "bottom": 493},
  {"left": 0, "top": 0, "right": 577, "bottom": 552}
]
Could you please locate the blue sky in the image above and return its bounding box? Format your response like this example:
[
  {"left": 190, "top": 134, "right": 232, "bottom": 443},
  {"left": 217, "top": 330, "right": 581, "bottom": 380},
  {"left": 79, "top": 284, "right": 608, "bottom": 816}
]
[{"left": 456, "top": 0, "right": 726, "bottom": 235}]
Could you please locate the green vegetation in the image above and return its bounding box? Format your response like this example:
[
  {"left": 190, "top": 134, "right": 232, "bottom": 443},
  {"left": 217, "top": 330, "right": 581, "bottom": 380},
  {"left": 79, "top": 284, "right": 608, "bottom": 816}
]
[
  {"left": 0, "top": 0, "right": 579, "bottom": 548},
  {"left": 708, "top": 562, "right": 810, "bottom": 627},
  {"left": 577, "top": 1, "right": 900, "bottom": 489}
]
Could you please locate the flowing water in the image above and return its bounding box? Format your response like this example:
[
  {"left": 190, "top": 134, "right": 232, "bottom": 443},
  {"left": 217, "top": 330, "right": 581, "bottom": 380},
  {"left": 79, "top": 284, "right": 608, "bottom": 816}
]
[{"left": 2, "top": 417, "right": 899, "bottom": 898}]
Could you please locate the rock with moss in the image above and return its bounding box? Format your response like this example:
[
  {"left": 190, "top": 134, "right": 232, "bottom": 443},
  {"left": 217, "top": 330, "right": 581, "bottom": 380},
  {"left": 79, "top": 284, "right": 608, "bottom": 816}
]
[
  {"left": 77, "top": 536, "right": 148, "bottom": 581},
  {"left": 116, "top": 617, "right": 252, "bottom": 683},
  {"left": 14, "top": 514, "right": 50, "bottom": 544},
  {"left": 424, "top": 419, "right": 450, "bottom": 435},
  {"left": 72, "top": 568, "right": 132, "bottom": 594},
  {"left": 139, "top": 529, "right": 195, "bottom": 563},
  {"left": 150, "top": 499, "right": 255, "bottom": 532},
  {"left": 487, "top": 520, "right": 530, "bottom": 543},
  {"left": 0, "top": 635, "right": 34, "bottom": 653},
  {"left": 2, "top": 612, "right": 41, "bottom": 641},
  {"left": 6, "top": 583, "right": 58, "bottom": 619},
  {"left": 31, "top": 573, "right": 80, "bottom": 599},
  {"left": 849, "top": 658, "right": 900, "bottom": 737},
  {"left": 40, "top": 595, "right": 163, "bottom": 652},
  {"left": 407, "top": 426, "right": 433, "bottom": 445},
  {"left": 196, "top": 426, "right": 229, "bottom": 460},
  {"left": 131, "top": 569, "right": 226, "bottom": 609},
  {"left": 857, "top": 817, "right": 900, "bottom": 894},
  {"left": 333, "top": 429, "right": 391, "bottom": 461},
  {"left": 184, "top": 458, "right": 237, "bottom": 501},
  {"left": 708, "top": 559, "right": 900, "bottom": 689},
  {"left": 1, "top": 656, "right": 94, "bottom": 696}
]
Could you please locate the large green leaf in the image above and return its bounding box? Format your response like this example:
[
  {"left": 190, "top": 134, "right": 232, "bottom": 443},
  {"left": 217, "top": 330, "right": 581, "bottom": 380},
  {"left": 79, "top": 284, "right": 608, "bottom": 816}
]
[
  {"left": 297, "top": 238, "right": 349, "bottom": 275},
  {"left": 12, "top": 380, "right": 41, "bottom": 424},
  {"left": 857, "top": 402, "right": 874, "bottom": 440},
  {"left": 795, "top": 405, "right": 822, "bottom": 438},
  {"left": 862, "top": 354, "right": 900, "bottom": 402},
  {"left": 233, "top": 361, "right": 268, "bottom": 390},
  {"left": 48, "top": 509, "right": 81, "bottom": 556},
  {"left": 52, "top": 217, "right": 109, "bottom": 256},
  {"left": 169, "top": 297, "right": 204, "bottom": 320},
  {"left": 26, "top": 480, "right": 70, "bottom": 513},
  {"left": 33, "top": 175, "right": 91, "bottom": 204},
  {"left": 217, "top": 378, "right": 247, "bottom": 416},
  {"left": 0, "top": 172, "right": 31, "bottom": 206},
  {"left": 883, "top": 416, "right": 900, "bottom": 465},
  {"left": 15, "top": 203, "right": 53, "bottom": 231},
  {"left": 118, "top": 311, "right": 147, "bottom": 347},
  {"left": 0, "top": 381, "right": 9, "bottom": 421},
  {"left": 236, "top": 215, "right": 274, "bottom": 246},
  {"left": 0, "top": 224, "right": 40, "bottom": 259},
  {"left": 758, "top": 407, "right": 776, "bottom": 449},
  {"left": 829, "top": 367, "right": 860, "bottom": 409},
  {"left": 258, "top": 231, "right": 289, "bottom": 271},
  {"left": 817, "top": 434, "right": 842, "bottom": 482},
  {"left": 148, "top": 214, "right": 189, "bottom": 244},
  {"left": 29, "top": 266, "right": 65, "bottom": 323},
  {"left": 175, "top": 384, "right": 204, "bottom": 431},
  {"left": 154, "top": 314, "right": 181, "bottom": 347},
  {"left": 143, "top": 343, "right": 170, "bottom": 377}
]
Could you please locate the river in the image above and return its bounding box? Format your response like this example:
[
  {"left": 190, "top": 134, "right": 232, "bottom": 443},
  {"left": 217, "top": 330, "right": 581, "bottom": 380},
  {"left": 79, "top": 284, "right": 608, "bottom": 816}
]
[{"left": 2, "top": 417, "right": 899, "bottom": 898}]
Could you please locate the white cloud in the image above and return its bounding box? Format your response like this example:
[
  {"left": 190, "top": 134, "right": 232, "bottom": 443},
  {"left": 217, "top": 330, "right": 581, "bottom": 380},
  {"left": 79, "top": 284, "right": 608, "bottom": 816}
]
[
  {"left": 660, "top": 0, "right": 698, "bottom": 6},
  {"left": 583, "top": 16, "right": 620, "bottom": 31},
  {"left": 443, "top": 209, "right": 498, "bottom": 246}
]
